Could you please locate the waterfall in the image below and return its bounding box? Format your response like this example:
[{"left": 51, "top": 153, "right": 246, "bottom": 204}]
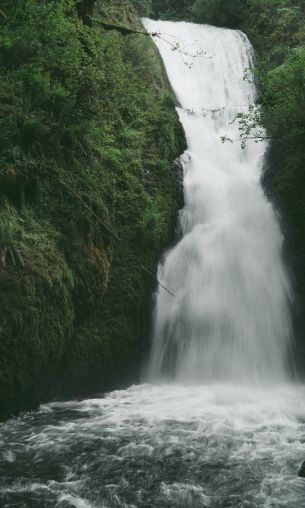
[
  {"left": 0, "top": 19, "right": 305, "bottom": 508},
  {"left": 1, "top": 20, "right": 304, "bottom": 508},
  {"left": 143, "top": 19, "right": 294, "bottom": 384}
]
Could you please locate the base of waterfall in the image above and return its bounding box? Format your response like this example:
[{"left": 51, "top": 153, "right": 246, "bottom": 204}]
[{"left": 1, "top": 384, "right": 305, "bottom": 507}]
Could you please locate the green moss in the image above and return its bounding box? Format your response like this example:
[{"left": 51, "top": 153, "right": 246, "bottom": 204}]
[{"left": 0, "top": 0, "right": 185, "bottom": 418}]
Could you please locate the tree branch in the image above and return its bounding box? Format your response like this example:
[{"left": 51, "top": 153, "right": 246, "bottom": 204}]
[
  {"left": 91, "top": 20, "right": 207, "bottom": 59},
  {"left": 91, "top": 18, "right": 150, "bottom": 36},
  {"left": 0, "top": 9, "right": 8, "bottom": 20}
]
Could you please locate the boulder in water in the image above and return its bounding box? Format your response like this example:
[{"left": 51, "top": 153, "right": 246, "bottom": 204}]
[{"left": 298, "top": 461, "right": 305, "bottom": 477}]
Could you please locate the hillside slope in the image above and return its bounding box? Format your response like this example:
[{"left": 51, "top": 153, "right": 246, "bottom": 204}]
[{"left": 0, "top": 0, "right": 185, "bottom": 418}]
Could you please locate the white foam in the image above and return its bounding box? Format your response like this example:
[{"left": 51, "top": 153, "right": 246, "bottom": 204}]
[{"left": 142, "top": 19, "right": 294, "bottom": 383}]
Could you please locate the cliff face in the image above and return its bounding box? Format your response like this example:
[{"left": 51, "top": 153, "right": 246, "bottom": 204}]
[{"left": 0, "top": 0, "right": 185, "bottom": 419}]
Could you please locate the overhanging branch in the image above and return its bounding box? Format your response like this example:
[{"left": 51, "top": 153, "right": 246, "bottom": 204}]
[
  {"left": 91, "top": 18, "right": 150, "bottom": 36},
  {"left": 91, "top": 19, "right": 207, "bottom": 59}
]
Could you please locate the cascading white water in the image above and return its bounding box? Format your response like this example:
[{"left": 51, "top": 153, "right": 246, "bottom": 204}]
[
  {"left": 143, "top": 19, "right": 294, "bottom": 383},
  {"left": 1, "top": 22, "right": 304, "bottom": 508}
]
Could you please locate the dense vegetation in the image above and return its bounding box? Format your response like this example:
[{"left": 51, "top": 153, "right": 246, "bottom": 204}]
[
  {"left": 2, "top": 0, "right": 305, "bottom": 418},
  {"left": 0, "top": 0, "right": 185, "bottom": 418}
]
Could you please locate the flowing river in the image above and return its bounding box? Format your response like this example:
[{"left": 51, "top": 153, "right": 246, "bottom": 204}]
[{"left": 1, "top": 20, "right": 305, "bottom": 508}]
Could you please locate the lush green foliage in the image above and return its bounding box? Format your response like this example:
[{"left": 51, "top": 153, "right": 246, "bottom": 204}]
[
  {"left": 129, "top": 0, "right": 152, "bottom": 16},
  {"left": 191, "top": 0, "right": 245, "bottom": 27},
  {"left": 150, "top": 0, "right": 244, "bottom": 25},
  {"left": 0, "top": 0, "right": 185, "bottom": 417},
  {"left": 3, "top": 0, "right": 305, "bottom": 415},
  {"left": 152, "top": 0, "right": 191, "bottom": 20},
  {"left": 261, "top": 48, "right": 305, "bottom": 139}
]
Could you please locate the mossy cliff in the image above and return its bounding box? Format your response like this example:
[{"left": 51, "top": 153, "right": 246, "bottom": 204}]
[{"left": 0, "top": 0, "right": 185, "bottom": 419}]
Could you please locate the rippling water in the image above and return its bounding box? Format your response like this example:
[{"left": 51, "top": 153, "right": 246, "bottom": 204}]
[{"left": 1, "top": 384, "right": 305, "bottom": 507}]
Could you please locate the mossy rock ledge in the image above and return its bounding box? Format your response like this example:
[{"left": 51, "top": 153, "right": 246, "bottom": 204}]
[{"left": 0, "top": 0, "right": 186, "bottom": 419}]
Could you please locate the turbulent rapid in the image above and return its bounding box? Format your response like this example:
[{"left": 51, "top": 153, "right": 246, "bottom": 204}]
[
  {"left": 1, "top": 20, "right": 305, "bottom": 508},
  {"left": 1, "top": 385, "right": 305, "bottom": 507}
]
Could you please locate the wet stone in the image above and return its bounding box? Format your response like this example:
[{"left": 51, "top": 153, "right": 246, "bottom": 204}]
[{"left": 298, "top": 461, "right": 305, "bottom": 477}]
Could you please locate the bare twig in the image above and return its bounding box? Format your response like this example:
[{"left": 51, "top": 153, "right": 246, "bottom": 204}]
[
  {"left": 153, "top": 33, "right": 207, "bottom": 59},
  {"left": 91, "top": 19, "right": 207, "bottom": 60},
  {"left": 221, "top": 135, "right": 272, "bottom": 143},
  {"left": 140, "top": 265, "right": 175, "bottom": 298},
  {"left": 0, "top": 9, "right": 8, "bottom": 20}
]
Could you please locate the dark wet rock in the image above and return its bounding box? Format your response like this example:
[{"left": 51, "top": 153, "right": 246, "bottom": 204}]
[{"left": 298, "top": 461, "right": 305, "bottom": 477}]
